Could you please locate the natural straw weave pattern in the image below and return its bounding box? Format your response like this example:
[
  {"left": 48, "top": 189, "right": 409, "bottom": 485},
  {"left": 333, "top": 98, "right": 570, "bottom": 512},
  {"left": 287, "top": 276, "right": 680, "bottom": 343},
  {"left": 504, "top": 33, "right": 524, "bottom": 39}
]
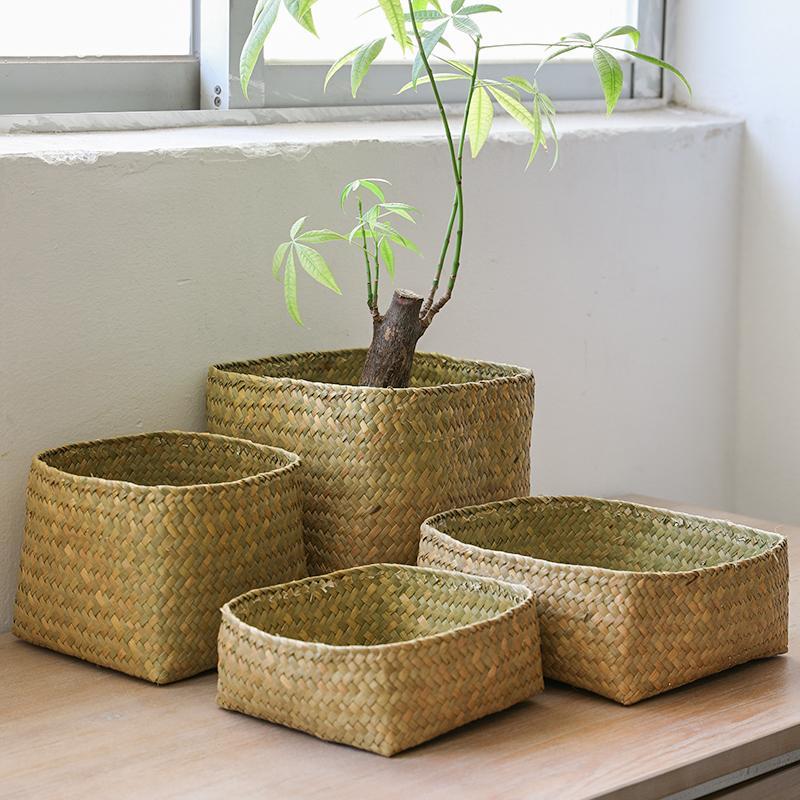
[
  {"left": 217, "top": 564, "right": 543, "bottom": 756},
  {"left": 207, "top": 349, "right": 534, "bottom": 573},
  {"left": 418, "top": 497, "right": 789, "bottom": 705},
  {"left": 14, "top": 431, "right": 306, "bottom": 684}
]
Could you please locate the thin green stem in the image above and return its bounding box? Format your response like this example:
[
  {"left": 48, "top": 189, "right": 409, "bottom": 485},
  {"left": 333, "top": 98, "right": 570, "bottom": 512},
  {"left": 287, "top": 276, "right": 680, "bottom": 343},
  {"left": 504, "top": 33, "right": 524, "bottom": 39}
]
[
  {"left": 358, "top": 198, "right": 376, "bottom": 313},
  {"left": 480, "top": 41, "right": 588, "bottom": 50},
  {"left": 408, "top": 0, "right": 462, "bottom": 321},
  {"left": 421, "top": 196, "right": 458, "bottom": 318},
  {"left": 373, "top": 237, "right": 380, "bottom": 307},
  {"left": 424, "top": 37, "right": 481, "bottom": 323}
]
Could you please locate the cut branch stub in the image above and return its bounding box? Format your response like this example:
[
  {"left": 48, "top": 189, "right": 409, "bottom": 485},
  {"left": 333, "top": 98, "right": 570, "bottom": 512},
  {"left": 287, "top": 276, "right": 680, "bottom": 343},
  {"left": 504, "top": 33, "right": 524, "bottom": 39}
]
[{"left": 359, "top": 289, "right": 425, "bottom": 388}]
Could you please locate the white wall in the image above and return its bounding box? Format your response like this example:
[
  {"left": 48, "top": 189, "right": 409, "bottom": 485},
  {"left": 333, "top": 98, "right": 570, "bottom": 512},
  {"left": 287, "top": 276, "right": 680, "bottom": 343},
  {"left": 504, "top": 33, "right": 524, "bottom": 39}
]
[
  {"left": 674, "top": 2, "right": 800, "bottom": 524},
  {"left": 0, "top": 109, "right": 741, "bottom": 629}
]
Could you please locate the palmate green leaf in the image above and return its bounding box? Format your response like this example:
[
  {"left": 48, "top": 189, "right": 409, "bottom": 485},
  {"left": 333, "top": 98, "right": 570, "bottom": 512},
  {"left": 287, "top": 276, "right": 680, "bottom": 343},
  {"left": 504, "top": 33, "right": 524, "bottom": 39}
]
[
  {"left": 539, "top": 43, "right": 584, "bottom": 68},
  {"left": 605, "top": 47, "right": 692, "bottom": 95},
  {"left": 397, "top": 72, "right": 468, "bottom": 93},
  {"left": 363, "top": 204, "right": 381, "bottom": 226},
  {"left": 527, "top": 95, "right": 544, "bottom": 167},
  {"left": 466, "top": 85, "right": 493, "bottom": 158},
  {"left": 452, "top": 15, "right": 480, "bottom": 36},
  {"left": 240, "top": 0, "right": 280, "bottom": 98},
  {"left": 284, "top": 250, "right": 302, "bottom": 325},
  {"left": 597, "top": 25, "right": 640, "bottom": 49},
  {"left": 438, "top": 57, "right": 474, "bottom": 76},
  {"left": 592, "top": 47, "right": 624, "bottom": 114},
  {"left": 283, "top": 0, "right": 317, "bottom": 34},
  {"left": 379, "top": 237, "right": 395, "bottom": 278},
  {"left": 380, "top": 202, "right": 417, "bottom": 222},
  {"left": 487, "top": 86, "right": 538, "bottom": 136},
  {"left": 504, "top": 75, "right": 536, "bottom": 94},
  {"left": 537, "top": 91, "right": 555, "bottom": 114},
  {"left": 459, "top": 4, "right": 501, "bottom": 13},
  {"left": 373, "top": 223, "right": 420, "bottom": 254},
  {"left": 272, "top": 241, "right": 290, "bottom": 278},
  {"left": 410, "top": 0, "right": 443, "bottom": 14},
  {"left": 341, "top": 177, "right": 390, "bottom": 207},
  {"left": 411, "top": 21, "right": 449, "bottom": 86},
  {"left": 544, "top": 112, "right": 559, "bottom": 170},
  {"left": 378, "top": 0, "right": 407, "bottom": 51},
  {"left": 295, "top": 244, "right": 342, "bottom": 293},
  {"left": 324, "top": 46, "right": 360, "bottom": 91},
  {"left": 403, "top": 9, "right": 446, "bottom": 21},
  {"left": 296, "top": 229, "right": 345, "bottom": 242},
  {"left": 290, "top": 216, "right": 307, "bottom": 238},
  {"left": 252, "top": 0, "right": 268, "bottom": 24},
  {"left": 451, "top": 0, "right": 465, "bottom": 10},
  {"left": 351, "top": 38, "right": 386, "bottom": 96},
  {"left": 561, "top": 31, "right": 591, "bottom": 42},
  {"left": 359, "top": 179, "right": 388, "bottom": 202}
]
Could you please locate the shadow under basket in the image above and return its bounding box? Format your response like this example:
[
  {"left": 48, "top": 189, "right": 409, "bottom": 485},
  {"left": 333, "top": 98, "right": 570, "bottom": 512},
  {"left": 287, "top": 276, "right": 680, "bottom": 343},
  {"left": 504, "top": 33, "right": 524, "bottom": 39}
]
[
  {"left": 418, "top": 496, "right": 789, "bottom": 705},
  {"left": 13, "top": 431, "right": 306, "bottom": 684},
  {"left": 207, "top": 349, "right": 534, "bottom": 574},
  {"left": 216, "top": 564, "right": 543, "bottom": 756}
]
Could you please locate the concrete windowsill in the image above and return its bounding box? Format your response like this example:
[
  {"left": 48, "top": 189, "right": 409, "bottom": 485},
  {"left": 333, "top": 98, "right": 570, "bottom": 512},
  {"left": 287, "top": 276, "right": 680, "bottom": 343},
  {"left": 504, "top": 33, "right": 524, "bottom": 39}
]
[{"left": 0, "top": 106, "right": 739, "bottom": 164}]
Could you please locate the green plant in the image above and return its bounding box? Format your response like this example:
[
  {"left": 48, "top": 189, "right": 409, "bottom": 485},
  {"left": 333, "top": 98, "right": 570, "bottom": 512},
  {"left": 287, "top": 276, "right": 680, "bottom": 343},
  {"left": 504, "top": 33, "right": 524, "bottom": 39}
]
[{"left": 242, "top": 1, "right": 689, "bottom": 388}]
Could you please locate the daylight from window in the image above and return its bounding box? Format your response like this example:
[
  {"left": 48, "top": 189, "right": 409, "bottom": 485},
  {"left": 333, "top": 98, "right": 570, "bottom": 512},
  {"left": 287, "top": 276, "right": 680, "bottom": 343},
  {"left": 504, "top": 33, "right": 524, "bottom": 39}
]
[
  {"left": 0, "top": 0, "right": 192, "bottom": 56},
  {"left": 264, "top": 1, "right": 636, "bottom": 62}
]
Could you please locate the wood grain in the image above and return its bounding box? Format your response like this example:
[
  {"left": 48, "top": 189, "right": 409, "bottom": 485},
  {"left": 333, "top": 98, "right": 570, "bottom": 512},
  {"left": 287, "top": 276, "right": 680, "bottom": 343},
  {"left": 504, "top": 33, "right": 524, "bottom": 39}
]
[{"left": 0, "top": 496, "right": 797, "bottom": 800}]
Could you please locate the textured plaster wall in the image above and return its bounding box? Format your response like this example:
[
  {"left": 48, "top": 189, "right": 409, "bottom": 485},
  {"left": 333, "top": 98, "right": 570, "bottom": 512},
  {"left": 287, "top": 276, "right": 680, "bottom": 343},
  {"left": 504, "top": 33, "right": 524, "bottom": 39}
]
[
  {"left": 674, "top": 2, "right": 800, "bottom": 524},
  {"left": 0, "top": 109, "right": 741, "bottom": 629}
]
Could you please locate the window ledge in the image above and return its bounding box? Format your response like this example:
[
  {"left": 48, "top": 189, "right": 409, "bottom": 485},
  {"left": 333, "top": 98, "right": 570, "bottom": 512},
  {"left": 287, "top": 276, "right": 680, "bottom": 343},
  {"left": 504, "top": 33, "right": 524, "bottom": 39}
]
[{"left": 0, "top": 106, "right": 740, "bottom": 164}]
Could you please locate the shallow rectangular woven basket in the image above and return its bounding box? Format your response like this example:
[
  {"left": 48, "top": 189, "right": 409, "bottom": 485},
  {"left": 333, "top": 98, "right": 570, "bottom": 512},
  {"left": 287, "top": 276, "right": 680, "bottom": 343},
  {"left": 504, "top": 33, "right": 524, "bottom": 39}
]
[
  {"left": 418, "top": 497, "right": 789, "bottom": 705},
  {"left": 13, "top": 431, "right": 306, "bottom": 684},
  {"left": 216, "top": 564, "right": 543, "bottom": 756}
]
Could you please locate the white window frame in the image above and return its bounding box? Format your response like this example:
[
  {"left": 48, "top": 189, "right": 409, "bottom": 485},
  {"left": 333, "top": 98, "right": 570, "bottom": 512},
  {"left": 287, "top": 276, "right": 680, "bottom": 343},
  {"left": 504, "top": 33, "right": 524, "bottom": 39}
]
[
  {"left": 202, "top": 0, "right": 667, "bottom": 110},
  {"left": 0, "top": 0, "right": 667, "bottom": 117}
]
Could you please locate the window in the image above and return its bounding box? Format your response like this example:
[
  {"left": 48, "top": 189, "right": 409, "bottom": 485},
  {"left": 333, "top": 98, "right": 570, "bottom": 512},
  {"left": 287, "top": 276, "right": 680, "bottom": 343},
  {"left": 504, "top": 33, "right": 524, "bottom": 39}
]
[
  {"left": 207, "top": 0, "right": 666, "bottom": 111},
  {"left": 0, "top": 0, "right": 197, "bottom": 114},
  {"left": 0, "top": 0, "right": 666, "bottom": 117}
]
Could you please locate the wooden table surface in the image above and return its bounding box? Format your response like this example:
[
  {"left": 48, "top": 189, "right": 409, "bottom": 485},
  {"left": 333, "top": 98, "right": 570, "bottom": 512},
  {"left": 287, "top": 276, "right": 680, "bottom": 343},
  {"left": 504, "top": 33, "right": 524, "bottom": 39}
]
[{"left": 1, "top": 496, "right": 797, "bottom": 800}]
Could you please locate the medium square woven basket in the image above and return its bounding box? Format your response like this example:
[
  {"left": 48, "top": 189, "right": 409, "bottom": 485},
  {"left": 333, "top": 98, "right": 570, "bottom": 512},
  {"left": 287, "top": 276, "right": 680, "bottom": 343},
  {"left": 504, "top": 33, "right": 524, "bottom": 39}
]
[
  {"left": 13, "top": 431, "right": 306, "bottom": 683},
  {"left": 418, "top": 496, "right": 789, "bottom": 705},
  {"left": 216, "top": 564, "right": 543, "bottom": 756},
  {"left": 207, "top": 349, "right": 534, "bottom": 574}
]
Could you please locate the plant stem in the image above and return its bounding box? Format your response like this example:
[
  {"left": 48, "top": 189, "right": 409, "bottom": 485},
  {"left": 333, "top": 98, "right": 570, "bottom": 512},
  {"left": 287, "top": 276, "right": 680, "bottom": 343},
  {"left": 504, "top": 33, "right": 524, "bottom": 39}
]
[
  {"left": 373, "top": 237, "right": 380, "bottom": 308},
  {"left": 358, "top": 198, "right": 377, "bottom": 315},
  {"left": 480, "top": 41, "right": 583, "bottom": 50},
  {"left": 423, "top": 37, "right": 481, "bottom": 324},
  {"left": 407, "top": 1, "right": 462, "bottom": 321}
]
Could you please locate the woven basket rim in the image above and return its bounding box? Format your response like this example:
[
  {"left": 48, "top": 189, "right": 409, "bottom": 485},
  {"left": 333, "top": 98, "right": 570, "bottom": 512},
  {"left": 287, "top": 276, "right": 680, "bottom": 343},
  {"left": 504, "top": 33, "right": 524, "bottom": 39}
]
[
  {"left": 421, "top": 496, "right": 786, "bottom": 580},
  {"left": 221, "top": 563, "right": 534, "bottom": 657},
  {"left": 34, "top": 429, "right": 300, "bottom": 494},
  {"left": 209, "top": 348, "right": 533, "bottom": 396}
]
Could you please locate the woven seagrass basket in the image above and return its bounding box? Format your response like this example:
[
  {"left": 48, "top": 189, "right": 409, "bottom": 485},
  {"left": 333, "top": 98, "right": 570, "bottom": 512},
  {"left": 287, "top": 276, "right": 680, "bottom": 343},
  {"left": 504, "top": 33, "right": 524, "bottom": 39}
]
[
  {"left": 217, "top": 564, "right": 543, "bottom": 756},
  {"left": 418, "top": 497, "right": 789, "bottom": 705},
  {"left": 13, "top": 431, "right": 306, "bottom": 684},
  {"left": 207, "top": 349, "right": 534, "bottom": 573}
]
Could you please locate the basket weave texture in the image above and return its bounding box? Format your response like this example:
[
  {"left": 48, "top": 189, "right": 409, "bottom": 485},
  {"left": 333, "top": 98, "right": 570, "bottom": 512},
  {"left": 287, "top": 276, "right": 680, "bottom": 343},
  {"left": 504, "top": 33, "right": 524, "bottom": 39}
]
[
  {"left": 418, "top": 496, "right": 789, "bottom": 705},
  {"left": 217, "top": 564, "right": 543, "bottom": 756},
  {"left": 13, "top": 431, "right": 306, "bottom": 684},
  {"left": 207, "top": 349, "right": 534, "bottom": 573}
]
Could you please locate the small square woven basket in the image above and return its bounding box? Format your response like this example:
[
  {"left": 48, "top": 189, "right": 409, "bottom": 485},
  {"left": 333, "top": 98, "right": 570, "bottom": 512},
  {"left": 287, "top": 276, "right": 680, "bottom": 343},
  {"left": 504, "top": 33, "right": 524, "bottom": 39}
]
[
  {"left": 418, "top": 496, "right": 789, "bottom": 705},
  {"left": 216, "top": 564, "right": 543, "bottom": 756},
  {"left": 13, "top": 431, "right": 306, "bottom": 683}
]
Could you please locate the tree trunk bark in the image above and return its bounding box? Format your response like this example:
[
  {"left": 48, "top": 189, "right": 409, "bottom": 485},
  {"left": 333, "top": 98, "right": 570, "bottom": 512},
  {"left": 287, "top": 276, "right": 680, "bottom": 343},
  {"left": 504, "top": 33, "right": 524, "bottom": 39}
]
[{"left": 360, "top": 289, "right": 424, "bottom": 388}]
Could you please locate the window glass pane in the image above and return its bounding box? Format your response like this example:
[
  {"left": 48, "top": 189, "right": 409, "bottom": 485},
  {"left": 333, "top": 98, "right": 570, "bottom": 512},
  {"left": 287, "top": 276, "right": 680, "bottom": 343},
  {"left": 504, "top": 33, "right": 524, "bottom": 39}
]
[
  {"left": 265, "top": 1, "right": 637, "bottom": 63},
  {"left": 0, "top": 0, "right": 192, "bottom": 57}
]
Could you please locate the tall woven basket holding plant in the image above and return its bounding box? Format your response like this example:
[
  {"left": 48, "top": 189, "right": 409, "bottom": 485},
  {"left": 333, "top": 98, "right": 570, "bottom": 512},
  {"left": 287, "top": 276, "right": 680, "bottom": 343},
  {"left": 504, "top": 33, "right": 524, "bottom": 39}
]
[{"left": 207, "top": 0, "right": 688, "bottom": 573}]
